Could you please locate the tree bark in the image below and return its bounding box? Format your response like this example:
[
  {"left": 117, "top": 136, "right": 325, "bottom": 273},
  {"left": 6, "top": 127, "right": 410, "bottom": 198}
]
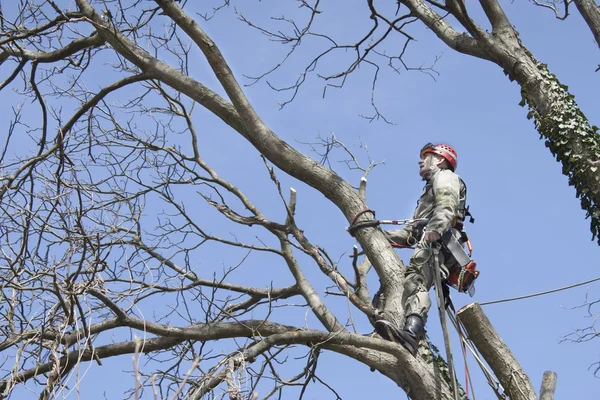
[
  {"left": 457, "top": 303, "right": 538, "bottom": 400},
  {"left": 574, "top": 0, "right": 600, "bottom": 48},
  {"left": 539, "top": 371, "right": 558, "bottom": 400}
]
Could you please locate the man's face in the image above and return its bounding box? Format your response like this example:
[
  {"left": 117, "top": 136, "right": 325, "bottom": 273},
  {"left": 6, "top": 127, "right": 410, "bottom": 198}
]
[{"left": 419, "top": 152, "right": 441, "bottom": 178}]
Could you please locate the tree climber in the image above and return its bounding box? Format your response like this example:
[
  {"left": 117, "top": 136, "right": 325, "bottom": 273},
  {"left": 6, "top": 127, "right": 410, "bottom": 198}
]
[{"left": 375, "top": 143, "right": 471, "bottom": 356}]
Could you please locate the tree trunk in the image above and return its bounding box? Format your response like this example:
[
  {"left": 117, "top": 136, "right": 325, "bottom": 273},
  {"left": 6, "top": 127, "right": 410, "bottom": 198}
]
[
  {"left": 457, "top": 303, "right": 538, "bottom": 400},
  {"left": 574, "top": 0, "right": 600, "bottom": 48}
]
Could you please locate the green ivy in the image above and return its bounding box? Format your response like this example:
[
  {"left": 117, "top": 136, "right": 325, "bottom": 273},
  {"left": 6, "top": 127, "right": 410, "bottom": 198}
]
[
  {"left": 425, "top": 337, "right": 468, "bottom": 400},
  {"left": 519, "top": 61, "right": 600, "bottom": 246}
]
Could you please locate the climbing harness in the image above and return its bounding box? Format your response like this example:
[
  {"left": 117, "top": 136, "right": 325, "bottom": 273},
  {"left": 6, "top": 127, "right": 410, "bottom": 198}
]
[{"left": 348, "top": 211, "right": 480, "bottom": 297}]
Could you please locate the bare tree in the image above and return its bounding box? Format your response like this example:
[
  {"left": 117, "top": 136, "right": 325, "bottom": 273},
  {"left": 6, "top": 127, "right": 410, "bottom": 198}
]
[
  {"left": 0, "top": 1, "right": 591, "bottom": 399},
  {"left": 0, "top": 1, "right": 453, "bottom": 399}
]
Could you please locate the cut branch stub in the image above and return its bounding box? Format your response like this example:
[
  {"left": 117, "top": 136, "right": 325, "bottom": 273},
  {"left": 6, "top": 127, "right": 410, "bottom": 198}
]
[
  {"left": 456, "top": 302, "right": 538, "bottom": 400},
  {"left": 539, "top": 371, "right": 558, "bottom": 400}
]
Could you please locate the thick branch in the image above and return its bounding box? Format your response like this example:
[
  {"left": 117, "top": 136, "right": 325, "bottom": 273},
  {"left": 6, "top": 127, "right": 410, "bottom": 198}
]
[
  {"left": 2, "top": 317, "right": 410, "bottom": 395},
  {"left": 188, "top": 329, "right": 404, "bottom": 400},
  {"left": 354, "top": 257, "right": 372, "bottom": 305},
  {"left": 457, "top": 303, "right": 538, "bottom": 400},
  {"left": 400, "top": 0, "right": 489, "bottom": 58},
  {"left": 445, "top": 0, "right": 488, "bottom": 39},
  {"left": 479, "top": 0, "right": 517, "bottom": 35}
]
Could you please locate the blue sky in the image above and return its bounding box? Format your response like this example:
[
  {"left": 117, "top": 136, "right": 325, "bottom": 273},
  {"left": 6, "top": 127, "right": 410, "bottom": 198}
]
[{"left": 1, "top": 0, "right": 599, "bottom": 399}]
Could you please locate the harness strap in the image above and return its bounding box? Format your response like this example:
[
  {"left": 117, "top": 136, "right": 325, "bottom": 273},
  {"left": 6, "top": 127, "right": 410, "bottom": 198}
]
[{"left": 454, "top": 178, "right": 475, "bottom": 231}]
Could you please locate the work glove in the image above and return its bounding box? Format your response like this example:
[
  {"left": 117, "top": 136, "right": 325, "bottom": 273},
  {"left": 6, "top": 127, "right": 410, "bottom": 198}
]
[
  {"left": 421, "top": 230, "right": 441, "bottom": 244},
  {"left": 411, "top": 218, "right": 429, "bottom": 240}
]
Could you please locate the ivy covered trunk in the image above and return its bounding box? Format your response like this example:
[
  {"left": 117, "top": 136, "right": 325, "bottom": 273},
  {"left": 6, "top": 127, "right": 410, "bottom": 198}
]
[{"left": 491, "top": 40, "right": 600, "bottom": 244}]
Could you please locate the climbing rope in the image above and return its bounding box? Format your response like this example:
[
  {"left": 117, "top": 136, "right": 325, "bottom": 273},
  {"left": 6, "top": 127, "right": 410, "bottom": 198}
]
[
  {"left": 446, "top": 310, "right": 507, "bottom": 400},
  {"left": 446, "top": 300, "right": 476, "bottom": 400},
  {"left": 479, "top": 276, "right": 600, "bottom": 306}
]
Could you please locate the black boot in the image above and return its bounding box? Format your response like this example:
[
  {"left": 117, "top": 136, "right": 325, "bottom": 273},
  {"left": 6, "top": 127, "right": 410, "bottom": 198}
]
[
  {"left": 396, "top": 315, "right": 424, "bottom": 356},
  {"left": 374, "top": 319, "right": 403, "bottom": 342}
]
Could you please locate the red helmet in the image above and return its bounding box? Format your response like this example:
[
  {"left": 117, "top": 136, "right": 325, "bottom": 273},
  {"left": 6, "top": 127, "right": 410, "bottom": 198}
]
[{"left": 420, "top": 143, "right": 458, "bottom": 171}]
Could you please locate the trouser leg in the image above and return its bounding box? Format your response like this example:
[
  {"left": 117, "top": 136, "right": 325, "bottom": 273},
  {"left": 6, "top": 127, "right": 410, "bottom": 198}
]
[
  {"left": 403, "top": 246, "right": 428, "bottom": 319},
  {"left": 373, "top": 242, "right": 449, "bottom": 355},
  {"left": 396, "top": 243, "right": 448, "bottom": 355}
]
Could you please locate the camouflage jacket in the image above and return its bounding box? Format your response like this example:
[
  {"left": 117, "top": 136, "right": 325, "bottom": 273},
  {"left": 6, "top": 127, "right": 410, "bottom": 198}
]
[{"left": 385, "top": 168, "right": 465, "bottom": 246}]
